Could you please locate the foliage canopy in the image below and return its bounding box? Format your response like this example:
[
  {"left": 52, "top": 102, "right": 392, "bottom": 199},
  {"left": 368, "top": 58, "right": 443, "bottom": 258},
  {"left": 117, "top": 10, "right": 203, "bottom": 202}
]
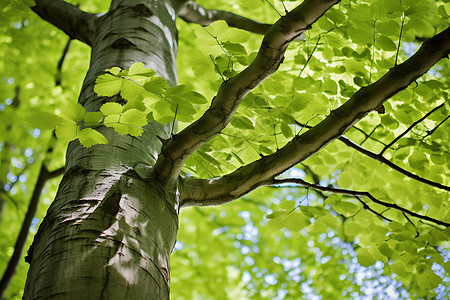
[{"left": 1, "top": 0, "right": 449, "bottom": 298}]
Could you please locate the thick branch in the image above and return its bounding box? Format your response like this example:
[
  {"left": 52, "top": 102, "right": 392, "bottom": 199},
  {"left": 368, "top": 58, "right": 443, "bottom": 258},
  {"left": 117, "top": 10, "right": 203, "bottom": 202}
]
[
  {"left": 154, "top": 0, "right": 340, "bottom": 186},
  {"left": 272, "top": 178, "right": 449, "bottom": 227},
  {"left": 339, "top": 136, "right": 450, "bottom": 192},
  {"left": 178, "top": 1, "right": 272, "bottom": 35},
  {"left": 31, "top": 0, "right": 99, "bottom": 46},
  {"left": 179, "top": 26, "right": 450, "bottom": 207}
]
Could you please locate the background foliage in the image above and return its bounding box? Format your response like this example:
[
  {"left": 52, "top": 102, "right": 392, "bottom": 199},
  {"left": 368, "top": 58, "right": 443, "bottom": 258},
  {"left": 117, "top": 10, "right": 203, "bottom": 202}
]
[{"left": 1, "top": 0, "right": 449, "bottom": 299}]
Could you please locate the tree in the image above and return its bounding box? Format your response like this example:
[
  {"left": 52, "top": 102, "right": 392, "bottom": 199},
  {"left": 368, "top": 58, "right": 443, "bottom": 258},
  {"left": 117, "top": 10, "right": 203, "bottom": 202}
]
[{"left": 0, "top": 0, "right": 449, "bottom": 298}]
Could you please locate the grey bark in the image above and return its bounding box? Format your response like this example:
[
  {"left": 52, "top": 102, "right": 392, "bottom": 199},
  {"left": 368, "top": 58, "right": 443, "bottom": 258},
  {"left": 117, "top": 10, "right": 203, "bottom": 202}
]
[{"left": 24, "top": 0, "right": 179, "bottom": 298}]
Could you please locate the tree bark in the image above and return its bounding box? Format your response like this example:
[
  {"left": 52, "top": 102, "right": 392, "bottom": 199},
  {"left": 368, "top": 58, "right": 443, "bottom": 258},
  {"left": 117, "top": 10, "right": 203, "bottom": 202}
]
[{"left": 24, "top": 0, "right": 180, "bottom": 298}]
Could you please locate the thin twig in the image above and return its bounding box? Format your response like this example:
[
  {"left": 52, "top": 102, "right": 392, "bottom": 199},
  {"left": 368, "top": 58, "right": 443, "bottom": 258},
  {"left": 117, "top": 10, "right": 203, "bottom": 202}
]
[
  {"left": 264, "top": 0, "right": 282, "bottom": 17},
  {"left": 292, "top": 121, "right": 449, "bottom": 191},
  {"left": 350, "top": 126, "right": 389, "bottom": 146},
  {"left": 298, "top": 36, "right": 321, "bottom": 77},
  {"left": 339, "top": 136, "right": 450, "bottom": 192},
  {"left": 209, "top": 55, "right": 226, "bottom": 81},
  {"left": 0, "top": 188, "right": 18, "bottom": 208},
  {"left": 265, "top": 98, "right": 279, "bottom": 149},
  {"left": 380, "top": 103, "right": 444, "bottom": 155},
  {"left": 280, "top": 0, "right": 288, "bottom": 13},
  {"left": 369, "top": 20, "right": 376, "bottom": 84},
  {"left": 204, "top": 28, "right": 233, "bottom": 78},
  {"left": 394, "top": 13, "right": 405, "bottom": 66},
  {"left": 240, "top": 131, "right": 263, "bottom": 157},
  {"left": 402, "top": 212, "right": 419, "bottom": 237},
  {"left": 296, "top": 121, "right": 388, "bottom": 146},
  {"left": 423, "top": 114, "right": 449, "bottom": 139},
  {"left": 55, "top": 37, "right": 73, "bottom": 86},
  {"left": 355, "top": 195, "right": 392, "bottom": 222},
  {"left": 171, "top": 104, "right": 178, "bottom": 138},
  {"left": 272, "top": 178, "right": 449, "bottom": 227},
  {"left": 360, "top": 124, "right": 379, "bottom": 146}
]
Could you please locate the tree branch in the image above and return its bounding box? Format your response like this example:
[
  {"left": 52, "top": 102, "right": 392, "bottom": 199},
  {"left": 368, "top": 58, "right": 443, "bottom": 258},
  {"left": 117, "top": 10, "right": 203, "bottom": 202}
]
[
  {"left": 423, "top": 114, "right": 449, "bottom": 139},
  {"left": 339, "top": 136, "right": 450, "bottom": 192},
  {"left": 179, "top": 26, "right": 450, "bottom": 207},
  {"left": 354, "top": 196, "right": 393, "bottom": 223},
  {"left": 55, "top": 37, "right": 73, "bottom": 86},
  {"left": 380, "top": 103, "right": 445, "bottom": 155},
  {"left": 0, "top": 165, "right": 64, "bottom": 299},
  {"left": 154, "top": 0, "right": 340, "bottom": 186},
  {"left": 296, "top": 121, "right": 450, "bottom": 191},
  {"left": 31, "top": 0, "right": 99, "bottom": 46},
  {"left": 271, "top": 178, "right": 449, "bottom": 227},
  {"left": 178, "top": 1, "right": 272, "bottom": 35}
]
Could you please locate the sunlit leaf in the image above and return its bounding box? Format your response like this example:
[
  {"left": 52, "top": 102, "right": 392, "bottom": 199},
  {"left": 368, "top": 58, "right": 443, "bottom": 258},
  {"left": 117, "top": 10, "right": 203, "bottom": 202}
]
[{"left": 78, "top": 128, "right": 108, "bottom": 147}]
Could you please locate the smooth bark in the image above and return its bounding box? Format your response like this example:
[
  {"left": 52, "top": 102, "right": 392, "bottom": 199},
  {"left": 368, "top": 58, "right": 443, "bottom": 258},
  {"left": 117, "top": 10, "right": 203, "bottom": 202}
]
[{"left": 24, "top": 1, "right": 179, "bottom": 298}]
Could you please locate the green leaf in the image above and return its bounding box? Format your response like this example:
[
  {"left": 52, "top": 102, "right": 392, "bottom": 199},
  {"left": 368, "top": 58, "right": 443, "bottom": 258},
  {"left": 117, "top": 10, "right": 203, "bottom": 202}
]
[
  {"left": 408, "top": 151, "right": 428, "bottom": 170},
  {"left": 323, "top": 78, "right": 338, "bottom": 95},
  {"left": 290, "top": 94, "right": 309, "bottom": 111},
  {"left": 171, "top": 99, "right": 196, "bottom": 122},
  {"left": 377, "top": 20, "right": 400, "bottom": 36},
  {"left": 94, "top": 73, "right": 123, "bottom": 96},
  {"left": 110, "top": 123, "right": 133, "bottom": 135},
  {"left": 337, "top": 172, "right": 353, "bottom": 187},
  {"left": 120, "top": 79, "right": 145, "bottom": 101},
  {"left": 84, "top": 112, "right": 103, "bottom": 125},
  {"left": 100, "top": 103, "right": 124, "bottom": 115},
  {"left": 62, "top": 102, "right": 85, "bottom": 122},
  {"left": 28, "top": 111, "right": 63, "bottom": 130},
  {"left": 106, "top": 67, "right": 121, "bottom": 76},
  {"left": 55, "top": 123, "right": 78, "bottom": 142},
  {"left": 144, "top": 76, "right": 169, "bottom": 94},
  {"left": 356, "top": 247, "right": 376, "bottom": 267},
  {"left": 391, "top": 260, "right": 409, "bottom": 277},
  {"left": 317, "top": 214, "right": 339, "bottom": 228},
  {"left": 285, "top": 211, "right": 311, "bottom": 230},
  {"left": 445, "top": 3, "right": 450, "bottom": 15},
  {"left": 223, "top": 42, "right": 247, "bottom": 56},
  {"left": 148, "top": 99, "right": 173, "bottom": 124},
  {"left": 128, "top": 62, "right": 155, "bottom": 76},
  {"left": 104, "top": 114, "right": 120, "bottom": 125},
  {"left": 444, "top": 261, "right": 450, "bottom": 274},
  {"left": 417, "top": 270, "right": 442, "bottom": 290},
  {"left": 78, "top": 128, "right": 108, "bottom": 147},
  {"left": 347, "top": 25, "right": 373, "bottom": 44},
  {"left": 280, "top": 123, "right": 294, "bottom": 138},
  {"left": 207, "top": 20, "right": 228, "bottom": 37},
  {"left": 120, "top": 109, "right": 148, "bottom": 128},
  {"left": 333, "top": 201, "right": 359, "bottom": 216},
  {"left": 378, "top": 243, "right": 393, "bottom": 258},
  {"left": 371, "top": 0, "right": 388, "bottom": 19},
  {"left": 266, "top": 211, "right": 286, "bottom": 219},
  {"left": 166, "top": 86, "right": 208, "bottom": 104},
  {"left": 231, "top": 116, "right": 255, "bottom": 130},
  {"left": 279, "top": 200, "right": 296, "bottom": 211},
  {"left": 376, "top": 35, "right": 397, "bottom": 51}
]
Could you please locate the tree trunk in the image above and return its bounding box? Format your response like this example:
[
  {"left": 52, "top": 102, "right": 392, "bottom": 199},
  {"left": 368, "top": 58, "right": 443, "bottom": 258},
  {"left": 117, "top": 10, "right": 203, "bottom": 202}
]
[{"left": 23, "top": 1, "right": 180, "bottom": 298}]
